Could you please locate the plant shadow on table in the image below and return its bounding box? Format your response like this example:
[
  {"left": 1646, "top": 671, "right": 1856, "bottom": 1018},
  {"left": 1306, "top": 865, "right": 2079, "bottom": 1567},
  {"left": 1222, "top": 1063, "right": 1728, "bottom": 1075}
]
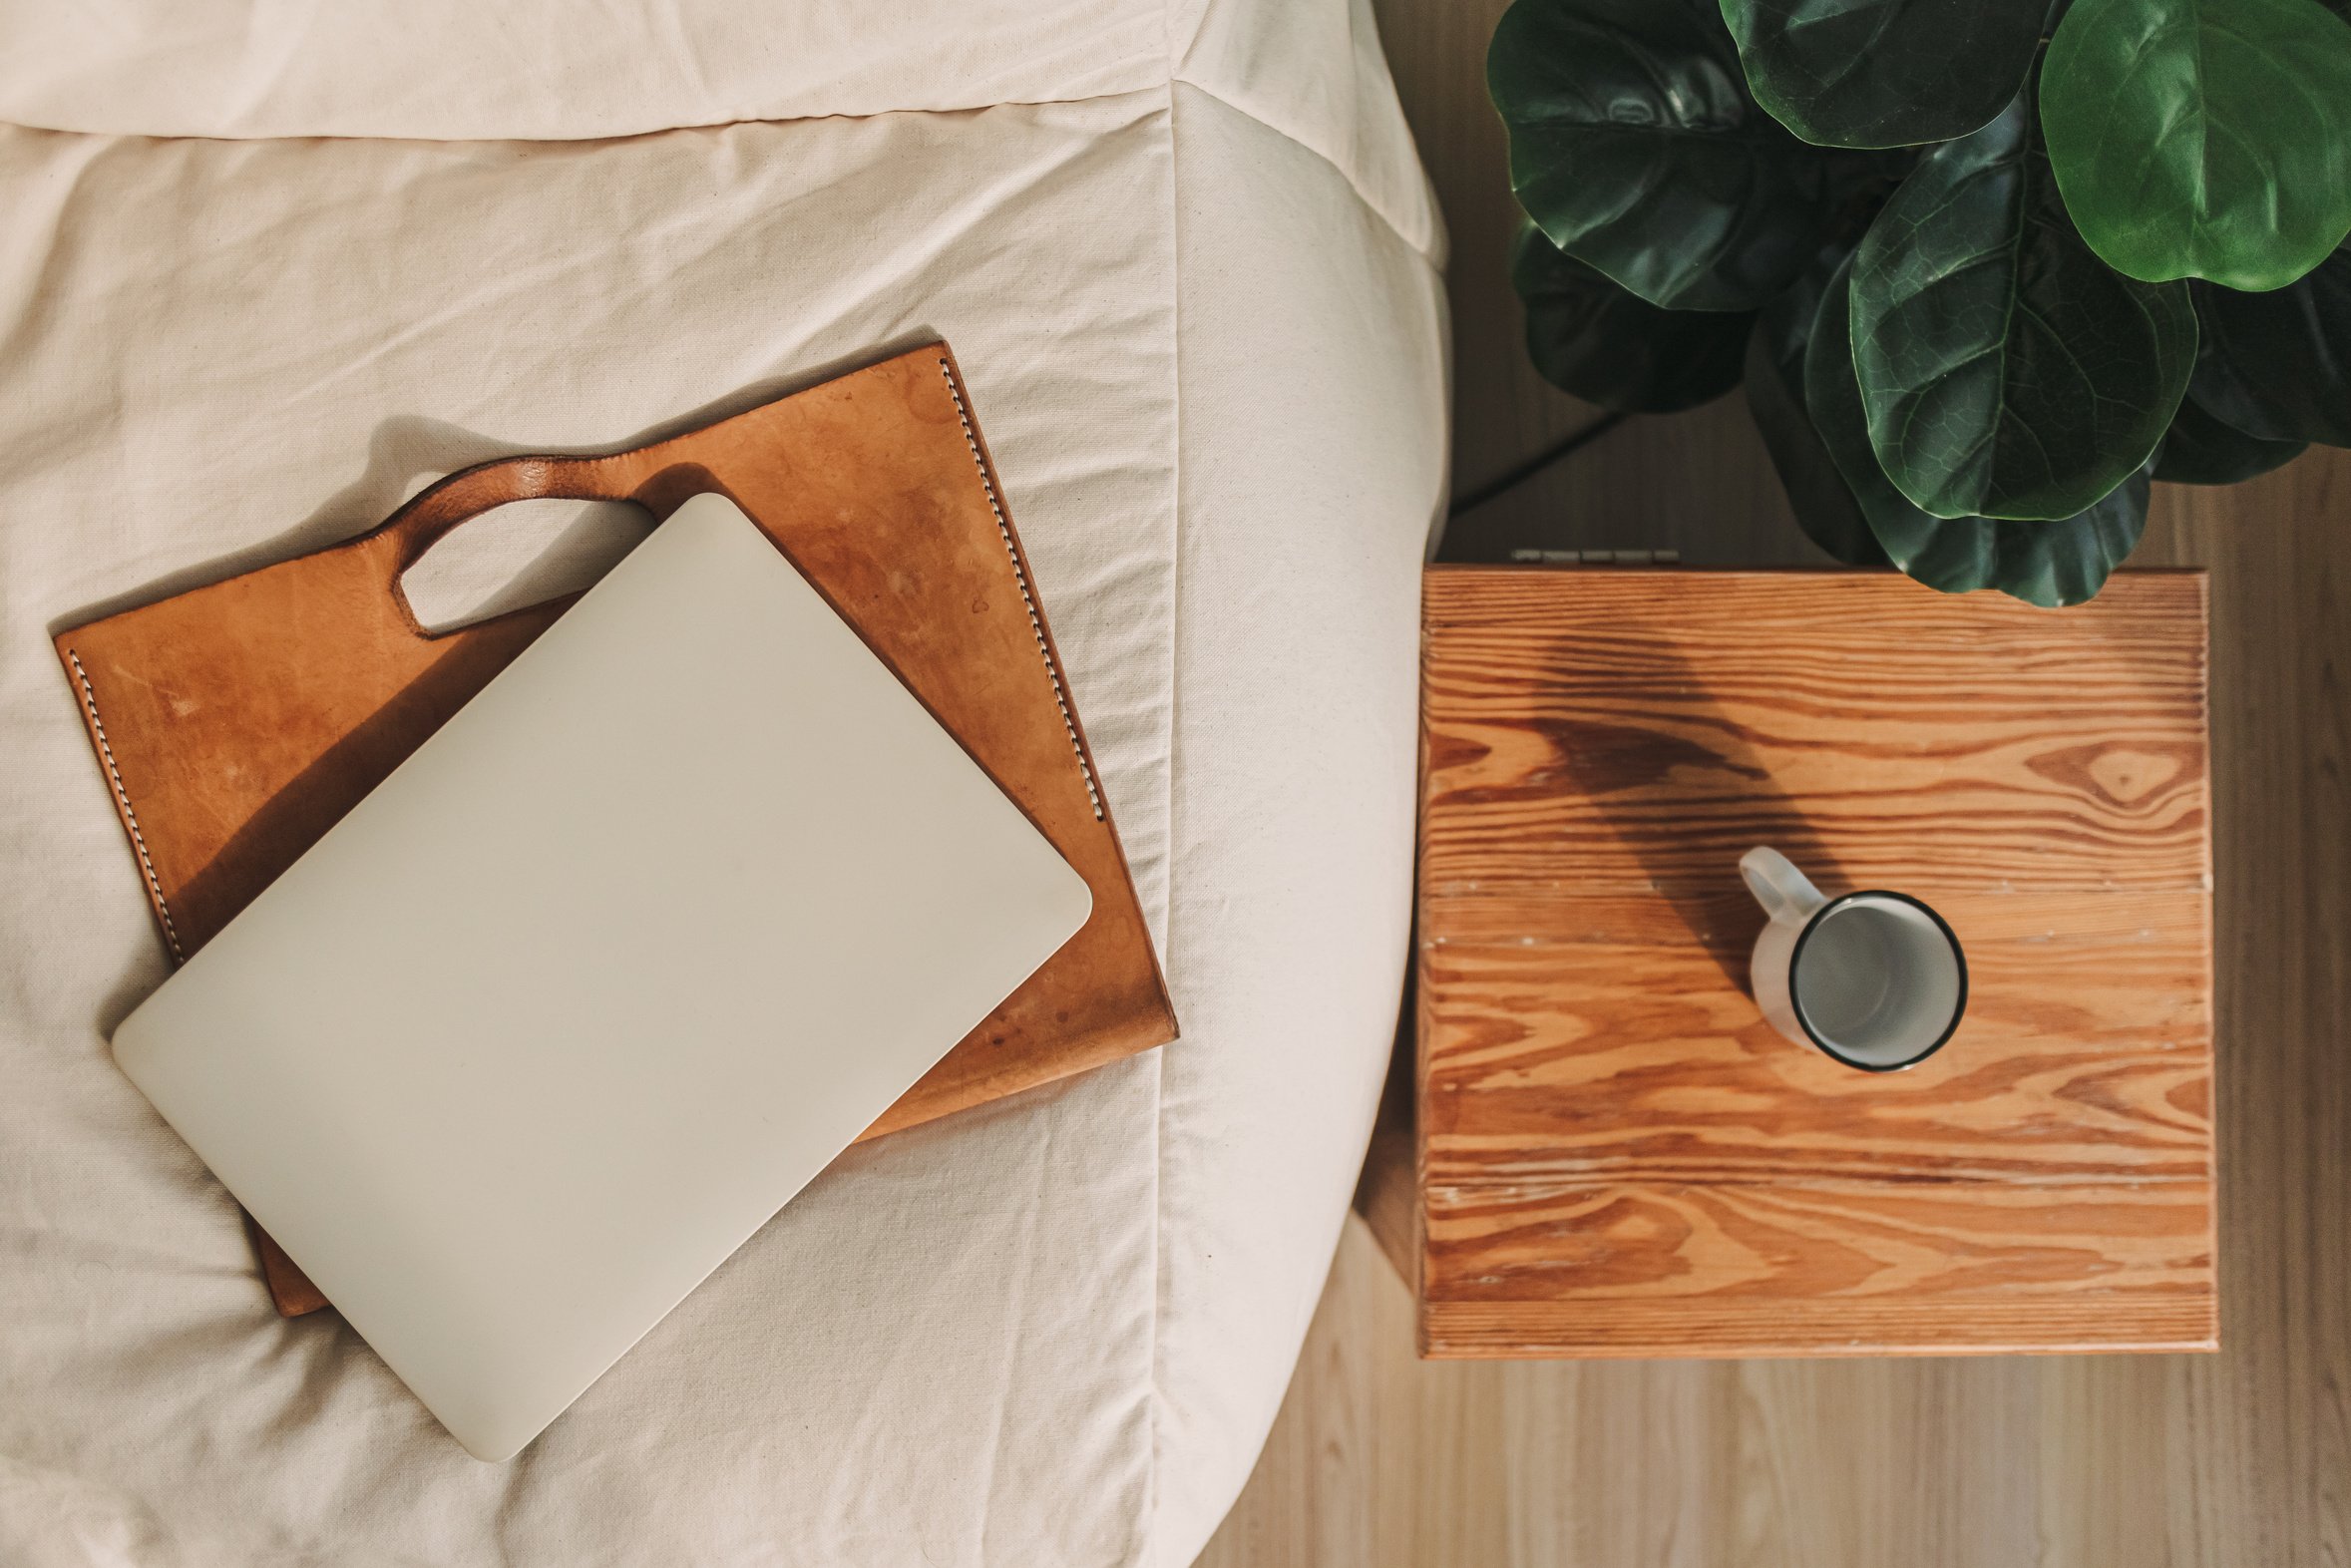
[{"left": 1533, "top": 626, "right": 1850, "bottom": 994}]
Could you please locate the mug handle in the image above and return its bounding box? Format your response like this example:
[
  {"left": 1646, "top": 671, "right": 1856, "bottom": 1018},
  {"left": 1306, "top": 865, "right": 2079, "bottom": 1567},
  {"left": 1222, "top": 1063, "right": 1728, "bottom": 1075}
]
[{"left": 1741, "top": 846, "right": 1826, "bottom": 924}]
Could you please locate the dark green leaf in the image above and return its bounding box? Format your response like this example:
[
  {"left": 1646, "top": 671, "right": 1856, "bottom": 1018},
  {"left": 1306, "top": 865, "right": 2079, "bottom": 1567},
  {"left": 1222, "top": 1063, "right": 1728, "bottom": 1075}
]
[
  {"left": 2188, "top": 237, "right": 2351, "bottom": 447},
  {"left": 1489, "top": 0, "right": 1847, "bottom": 310},
  {"left": 2041, "top": 0, "right": 2351, "bottom": 290},
  {"left": 2153, "top": 392, "right": 2307, "bottom": 484},
  {"left": 1720, "top": 0, "right": 2043, "bottom": 149},
  {"left": 1743, "top": 252, "right": 1892, "bottom": 564},
  {"left": 1849, "top": 89, "right": 2195, "bottom": 521},
  {"left": 1512, "top": 226, "right": 1755, "bottom": 412},
  {"left": 1807, "top": 254, "right": 2150, "bottom": 604}
]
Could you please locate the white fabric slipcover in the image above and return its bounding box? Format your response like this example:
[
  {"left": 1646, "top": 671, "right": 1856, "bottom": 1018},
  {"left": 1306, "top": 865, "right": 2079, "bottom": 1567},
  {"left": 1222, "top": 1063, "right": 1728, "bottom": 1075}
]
[{"left": 0, "top": 3, "right": 1447, "bottom": 1565}]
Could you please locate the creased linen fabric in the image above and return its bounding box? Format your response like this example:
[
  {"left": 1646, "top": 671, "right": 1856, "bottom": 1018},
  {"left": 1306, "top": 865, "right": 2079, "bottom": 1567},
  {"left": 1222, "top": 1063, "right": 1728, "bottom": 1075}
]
[
  {"left": 0, "top": 0, "right": 1171, "bottom": 140},
  {"left": 1149, "top": 84, "right": 1444, "bottom": 1562},
  {"left": 0, "top": 3, "right": 1445, "bottom": 1564},
  {"left": 0, "top": 0, "right": 1443, "bottom": 265}
]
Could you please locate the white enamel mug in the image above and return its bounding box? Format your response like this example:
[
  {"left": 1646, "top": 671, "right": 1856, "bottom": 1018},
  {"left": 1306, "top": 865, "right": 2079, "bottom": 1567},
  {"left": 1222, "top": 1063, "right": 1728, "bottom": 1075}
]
[{"left": 1740, "top": 847, "right": 1967, "bottom": 1071}]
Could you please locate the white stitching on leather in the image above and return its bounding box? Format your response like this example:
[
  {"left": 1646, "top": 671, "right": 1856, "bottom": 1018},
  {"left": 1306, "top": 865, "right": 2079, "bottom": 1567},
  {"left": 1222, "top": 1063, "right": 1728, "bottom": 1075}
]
[
  {"left": 939, "top": 357, "right": 1106, "bottom": 822},
  {"left": 67, "top": 649, "right": 186, "bottom": 963}
]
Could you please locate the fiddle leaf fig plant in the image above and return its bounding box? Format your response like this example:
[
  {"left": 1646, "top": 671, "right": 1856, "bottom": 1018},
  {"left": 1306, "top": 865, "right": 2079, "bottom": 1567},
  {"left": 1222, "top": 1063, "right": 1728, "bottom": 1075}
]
[
  {"left": 1489, "top": 0, "right": 1852, "bottom": 312},
  {"left": 1491, "top": 0, "right": 2351, "bottom": 604},
  {"left": 1721, "top": 0, "right": 2046, "bottom": 149},
  {"left": 2040, "top": 0, "right": 2351, "bottom": 290},
  {"left": 1848, "top": 86, "right": 2198, "bottom": 523}
]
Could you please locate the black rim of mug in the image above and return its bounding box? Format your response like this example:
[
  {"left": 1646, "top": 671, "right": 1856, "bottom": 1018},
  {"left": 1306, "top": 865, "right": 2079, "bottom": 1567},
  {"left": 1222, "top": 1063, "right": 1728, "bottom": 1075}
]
[{"left": 1785, "top": 890, "right": 1968, "bottom": 1072}]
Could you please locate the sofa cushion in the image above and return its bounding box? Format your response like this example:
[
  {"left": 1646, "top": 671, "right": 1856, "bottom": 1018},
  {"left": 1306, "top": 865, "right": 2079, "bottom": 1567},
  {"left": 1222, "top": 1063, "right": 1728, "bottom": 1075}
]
[{"left": 0, "top": 8, "right": 1443, "bottom": 1563}]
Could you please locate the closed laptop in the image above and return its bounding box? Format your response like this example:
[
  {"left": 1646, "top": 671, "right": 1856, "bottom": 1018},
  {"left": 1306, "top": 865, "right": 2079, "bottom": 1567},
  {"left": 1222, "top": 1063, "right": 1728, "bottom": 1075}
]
[{"left": 111, "top": 492, "right": 1092, "bottom": 1460}]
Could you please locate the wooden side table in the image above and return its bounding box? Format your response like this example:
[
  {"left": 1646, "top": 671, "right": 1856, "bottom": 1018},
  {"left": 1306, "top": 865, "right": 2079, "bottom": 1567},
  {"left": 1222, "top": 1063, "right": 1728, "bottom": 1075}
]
[{"left": 1361, "top": 568, "right": 2216, "bottom": 1359}]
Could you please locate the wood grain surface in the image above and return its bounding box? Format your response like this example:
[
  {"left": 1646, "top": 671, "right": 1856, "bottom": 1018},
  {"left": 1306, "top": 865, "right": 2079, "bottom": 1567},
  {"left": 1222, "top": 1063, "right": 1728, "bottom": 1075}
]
[
  {"left": 1402, "top": 569, "right": 2214, "bottom": 1358},
  {"left": 1204, "top": 0, "right": 2347, "bottom": 1558}
]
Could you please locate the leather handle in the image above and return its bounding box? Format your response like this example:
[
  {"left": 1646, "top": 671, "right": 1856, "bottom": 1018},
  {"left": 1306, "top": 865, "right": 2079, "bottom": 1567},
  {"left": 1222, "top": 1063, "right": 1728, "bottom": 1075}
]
[
  {"left": 366, "top": 454, "right": 641, "bottom": 637},
  {"left": 374, "top": 455, "right": 627, "bottom": 578}
]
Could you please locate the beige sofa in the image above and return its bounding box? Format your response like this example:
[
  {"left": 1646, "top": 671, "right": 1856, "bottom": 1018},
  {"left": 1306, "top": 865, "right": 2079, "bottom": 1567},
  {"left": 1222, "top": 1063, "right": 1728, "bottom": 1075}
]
[{"left": 0, "top": 2, "right": 1446, "bottom": 1562}]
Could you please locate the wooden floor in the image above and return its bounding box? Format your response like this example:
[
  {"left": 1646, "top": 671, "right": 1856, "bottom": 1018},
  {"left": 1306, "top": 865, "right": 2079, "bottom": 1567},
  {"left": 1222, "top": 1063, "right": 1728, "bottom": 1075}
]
[{"left": 1197, "top": 0, "right": 2351, "bottom": 1562}]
